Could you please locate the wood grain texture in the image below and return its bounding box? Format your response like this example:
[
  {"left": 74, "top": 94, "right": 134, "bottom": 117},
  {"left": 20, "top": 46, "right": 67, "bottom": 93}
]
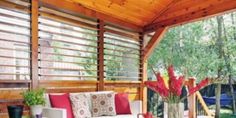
[
  {"left": 40, "top": 0, "right": 142, "bottom": 32},
  {"left": 31, "top": 0, "right": 39, "bottom": 89},
  {"left": 145, "top": 0, "right": 236, "bottom": 32}
]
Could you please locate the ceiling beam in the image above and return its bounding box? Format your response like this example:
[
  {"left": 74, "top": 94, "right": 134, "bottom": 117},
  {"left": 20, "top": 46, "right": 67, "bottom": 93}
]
[
  {"left": 144, "top": 0, "right": 236, "bottom": 32},
  {"left": 40, "top": 0, "right": 143, "bottom": 32},
  {"left": 143, "top": 27, "right": 168, "bottom": 60}
]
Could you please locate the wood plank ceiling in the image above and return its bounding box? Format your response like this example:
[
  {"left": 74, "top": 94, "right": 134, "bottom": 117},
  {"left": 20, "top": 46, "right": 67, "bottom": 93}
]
[{"left": 65, "top": 0, "right": 236, "bottom": 32}]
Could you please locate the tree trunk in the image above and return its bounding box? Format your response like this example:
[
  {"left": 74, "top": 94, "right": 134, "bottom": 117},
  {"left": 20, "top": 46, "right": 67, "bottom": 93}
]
[
  {"left": 215, "top": 84, "right": 221, "bottom": 118},
  {"left": 230, "top": 12, "right": 236, "bottom": 114},
  {"left": 215, "top": 16, "right": 224, "bottom": 118}
]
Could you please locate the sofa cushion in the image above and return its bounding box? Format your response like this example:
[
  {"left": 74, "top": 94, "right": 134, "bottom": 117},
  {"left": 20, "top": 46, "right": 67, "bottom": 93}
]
[
  {"left": 91, "top": 93, "right": 116, "bottom": 117},
  {"left": 70, "top": 91, "right": 113, "bottom": 112},
  {"left": 115, "top": 93, "right": 131, "bottom": 114},
  {"left": 92, "top": 114, "right": 137, "bottom": 118},
  {"left": 49, "top": 93, "right": 74, "bottom": 118},
  {"left": 70, "top": 94, "right": 91, "bottom": 118}
]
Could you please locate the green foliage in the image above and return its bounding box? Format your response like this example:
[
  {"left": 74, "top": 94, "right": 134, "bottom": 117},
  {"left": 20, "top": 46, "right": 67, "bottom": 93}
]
[
  {"left": 22, "top": 88, "right": 46, "bottom": 106},
  {"left": 147, "top": 11, "right": 236, "bottom": 115}
]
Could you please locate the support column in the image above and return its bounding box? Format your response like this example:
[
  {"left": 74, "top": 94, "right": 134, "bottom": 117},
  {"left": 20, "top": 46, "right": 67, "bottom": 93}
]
[
  {"left": 97, "top": 20, "right": 105, "bottom": 91},
  {"left": 188, "top": 78, "right": 196, "bottom": 118},
  {"left": 139, "top": 33, "right": 147, "bottom": 113},
  {"left": 31, "top": 0, "right": 39, "bottom": 89}
]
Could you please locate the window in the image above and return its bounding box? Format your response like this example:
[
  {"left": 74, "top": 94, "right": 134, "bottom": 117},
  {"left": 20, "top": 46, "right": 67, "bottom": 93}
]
[
  {"left": 0, "top": 7, "right": 30, "bottom": 80},
  {"left": 104, "top": 26, "right": 141, "bottom": 81},
  {"left": 38, "top": 8, "right": 99, "bottom": 80}
]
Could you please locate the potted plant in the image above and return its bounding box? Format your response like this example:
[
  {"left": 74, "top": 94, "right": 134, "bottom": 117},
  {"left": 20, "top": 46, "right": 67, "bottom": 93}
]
[
  {"left": 145, "top": 65, "right": 211, "bottom": 118},
  {"left": 22, "top": 88, "right": 45, "bottom": 118}
]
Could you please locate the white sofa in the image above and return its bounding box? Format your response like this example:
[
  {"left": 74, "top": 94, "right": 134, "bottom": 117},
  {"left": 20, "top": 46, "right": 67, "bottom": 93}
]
[{"left": 42, "top": 91, "right": 142, "bottom": 118}]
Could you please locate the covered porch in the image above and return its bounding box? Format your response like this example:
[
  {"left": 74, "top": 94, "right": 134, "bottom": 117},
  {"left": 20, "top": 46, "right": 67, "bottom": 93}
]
[{"left": 0, "top": 0, "right": 236, "bottom": 118}]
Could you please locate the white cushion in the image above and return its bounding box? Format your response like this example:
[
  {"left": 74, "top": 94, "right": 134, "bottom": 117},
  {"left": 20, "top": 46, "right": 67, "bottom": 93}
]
[
  {"left": 70, "top": 94, "right": 91, "bottom": 118},
  {"left": 92, "top": 114, "right": 137, "bottom": 118}
]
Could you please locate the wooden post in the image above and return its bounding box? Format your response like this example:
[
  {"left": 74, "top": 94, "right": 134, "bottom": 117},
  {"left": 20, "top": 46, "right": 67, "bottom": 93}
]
[
  {"left": 139, "top": 33, "right": 147, "bottom": 113},
  {"left": 188, "top": 78, "right": 196, "bottom": 118},
  {"left": 97, "top": 20, "right": 105, "bottom": 91},
  {"left": 30, "top": 0, "right": 39, "bottom": 89}
]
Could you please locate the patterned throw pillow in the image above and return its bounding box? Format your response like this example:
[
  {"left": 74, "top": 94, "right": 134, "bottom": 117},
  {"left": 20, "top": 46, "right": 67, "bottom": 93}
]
[
  {"left": 91, "top": 93, "right": 116, "bottom": 117},
  {"left": 70, "top": 94, "right": 91, "bottom": 118}
]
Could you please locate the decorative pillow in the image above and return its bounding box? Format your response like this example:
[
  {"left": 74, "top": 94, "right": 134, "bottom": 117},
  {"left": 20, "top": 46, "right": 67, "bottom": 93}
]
[
  {"left": 70, "top": 94, "right": 91, "bottom": 118},
  {"left": 91, "top": 93, "right": 116, "bottom": 117},
  {"left": 49, "top": 93, "right": 74, "bottom": 118},
  {"left": 115, "top": 93, "right": 131, "bottom": 114}
]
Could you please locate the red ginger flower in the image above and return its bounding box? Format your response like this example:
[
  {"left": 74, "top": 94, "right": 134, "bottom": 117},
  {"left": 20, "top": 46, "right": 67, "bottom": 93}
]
[
  {"left": 145, "top": 73, "right": 169, "bottom": 98},
  {"left": 167, "top": 65, "right": 184, "bottom": 96},
  {"left": 189, "top": 78, "right": 209, "bottom": 95}
]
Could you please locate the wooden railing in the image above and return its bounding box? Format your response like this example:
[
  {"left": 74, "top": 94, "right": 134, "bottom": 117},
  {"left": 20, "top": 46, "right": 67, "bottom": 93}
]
[{"left": 196, "top": 91, "right": 215, "bottom": 117}]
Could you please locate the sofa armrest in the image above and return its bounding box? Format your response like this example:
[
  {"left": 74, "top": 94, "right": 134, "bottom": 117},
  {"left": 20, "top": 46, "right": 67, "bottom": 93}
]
[
  {"left": 130, "top": 100, "right": 142, "bottom": 115},
  {"left": 42, "top": 107, "right": 67, "bottom": 118}
]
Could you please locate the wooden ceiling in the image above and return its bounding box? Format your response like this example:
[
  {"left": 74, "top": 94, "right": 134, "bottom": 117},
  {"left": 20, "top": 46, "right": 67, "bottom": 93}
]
[{"left": 42, "top": 0, "right": 236, "bottom": 32}]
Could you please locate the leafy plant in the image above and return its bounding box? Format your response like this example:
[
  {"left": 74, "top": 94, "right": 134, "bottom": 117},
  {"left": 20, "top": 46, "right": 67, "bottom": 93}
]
[{"left": 22, "top": 88, "right": 46, "bottom": 106}]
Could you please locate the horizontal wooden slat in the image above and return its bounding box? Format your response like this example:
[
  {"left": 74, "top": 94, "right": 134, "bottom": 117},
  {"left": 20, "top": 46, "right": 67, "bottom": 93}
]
[
  {"left": 39, "top": 12, "right": 98, "bottom": 31},
  {"left": 0, "top": 55, "right": 30, "bottom": 60},
  {"left": 104, "top": 87, "right": 139, "bottom": 94},
  {"left": 104, "top": 42, "right": 140, "bottom": 50},
  {"left": 0, "top": 29, "right": 30, "bottom": 37},
  {"left": 39, "top": 45, "right": 97, "bottom": 54},
  {"left": 39, "top": 7, "right": 98, "bottom": 26},
  {"left": 105, "top": 76, "right": 141, "bottom": 79},
  {"left": 39, "top": 38, "right": 97, "bottom": 48},
  {"left": 3, "top": 0, "right": 30, "bottom": 7},
  {"left": 45, "top": 87, "right": 97, "bottom": 93},
  {"left": 39, "top": 52, "right": 97, "bottom": 60},
  {"left": 104, "top": 36, "right": 140, "bottom": 46},
  {"left": 39, "top": 67, "right": 97, "bottom": 71},
  {"left": 0, "top": 80, "right": 30, "bottom": 84},
  {"left": 104, "top": 47, "right": 140, "bottom": 55},
  {"left": 0, "top": 89, "right": 27, "bottom": 100},
  {"left": 38, "top": 59, "right": 97, "bottom": 66},
  {"left": 0, "top": 73, "right": 29, "bottom": 75},
  {"left": 0, "top": 21, "right": 29, "bottom": 29},
  {"left": 0, "top": 12, "right": 29, "bottom": 21},
  {"left": 0, "top": 38, "right": 30, "bottom": 44},
  {"left": 0, "top": 47, "right": 30, "bottom": 52},
  {"left": 39, "top": 30, "right": 97, "bottom": 43},
  {"left": 39, "top": 74, "right": 98, "bottom": 78},
  {"left": 0, "top": 0, "right": 30, "bottom": 13},
  {"left": 0, "top": 65, "right": 29, "bottom": 68},
  {"left": 105, "top": 29, "right": 139, "bottom": 40},
  {"left": 39, "top": 80, "right": 98, "bottom": 87},
  {"left": 104, "top": 53, "right": 139, "bottom": 60},
  {"left": 38, "top": 22, "right": 98, "bottom": 37}
]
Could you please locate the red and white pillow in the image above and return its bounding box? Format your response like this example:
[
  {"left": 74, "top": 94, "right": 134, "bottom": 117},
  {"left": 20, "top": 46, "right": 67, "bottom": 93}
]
[
  {"left": 91, "top": 93, "right": 116, "bottom": 117},
  {"left": 70, "top": 94, "right": 91, "bottom": 118}
]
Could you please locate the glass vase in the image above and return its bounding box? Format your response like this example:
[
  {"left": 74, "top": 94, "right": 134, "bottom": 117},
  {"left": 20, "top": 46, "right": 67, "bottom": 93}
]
[{"left": 164, "top": 102, "right": 184, "bottom": 118}]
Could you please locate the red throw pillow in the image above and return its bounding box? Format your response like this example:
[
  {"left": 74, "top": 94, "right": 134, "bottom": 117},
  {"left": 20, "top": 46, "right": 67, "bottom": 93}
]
[
  {"left": 115, "top": 93, "right": 131, "bottom": 114},
  {"left": 49, "top": 93, "right": 74, "bottom": 118}
]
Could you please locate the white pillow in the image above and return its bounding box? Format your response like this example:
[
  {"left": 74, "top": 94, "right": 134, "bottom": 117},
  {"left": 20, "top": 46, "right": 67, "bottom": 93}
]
[
  {"left": 91, "top": 93, "right": 116, "bottom": 117},
  {"left": 70, "top": 94, "right": 91, "bottom": 118}
]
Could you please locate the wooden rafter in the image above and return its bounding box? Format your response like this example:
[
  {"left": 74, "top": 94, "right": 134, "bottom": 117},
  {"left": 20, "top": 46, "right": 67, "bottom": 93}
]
[
  {"left": 148, "top": 0, "right": 179, "bottom": 25},
  {"left": 144, "top": 0, "right": 236, "bottom": 32},
  {"left": 143, "top": 27, "right": 168, "bottom": 60},
  {"left": 39, "top": 0, "right": 142, "bottom": 32}
]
